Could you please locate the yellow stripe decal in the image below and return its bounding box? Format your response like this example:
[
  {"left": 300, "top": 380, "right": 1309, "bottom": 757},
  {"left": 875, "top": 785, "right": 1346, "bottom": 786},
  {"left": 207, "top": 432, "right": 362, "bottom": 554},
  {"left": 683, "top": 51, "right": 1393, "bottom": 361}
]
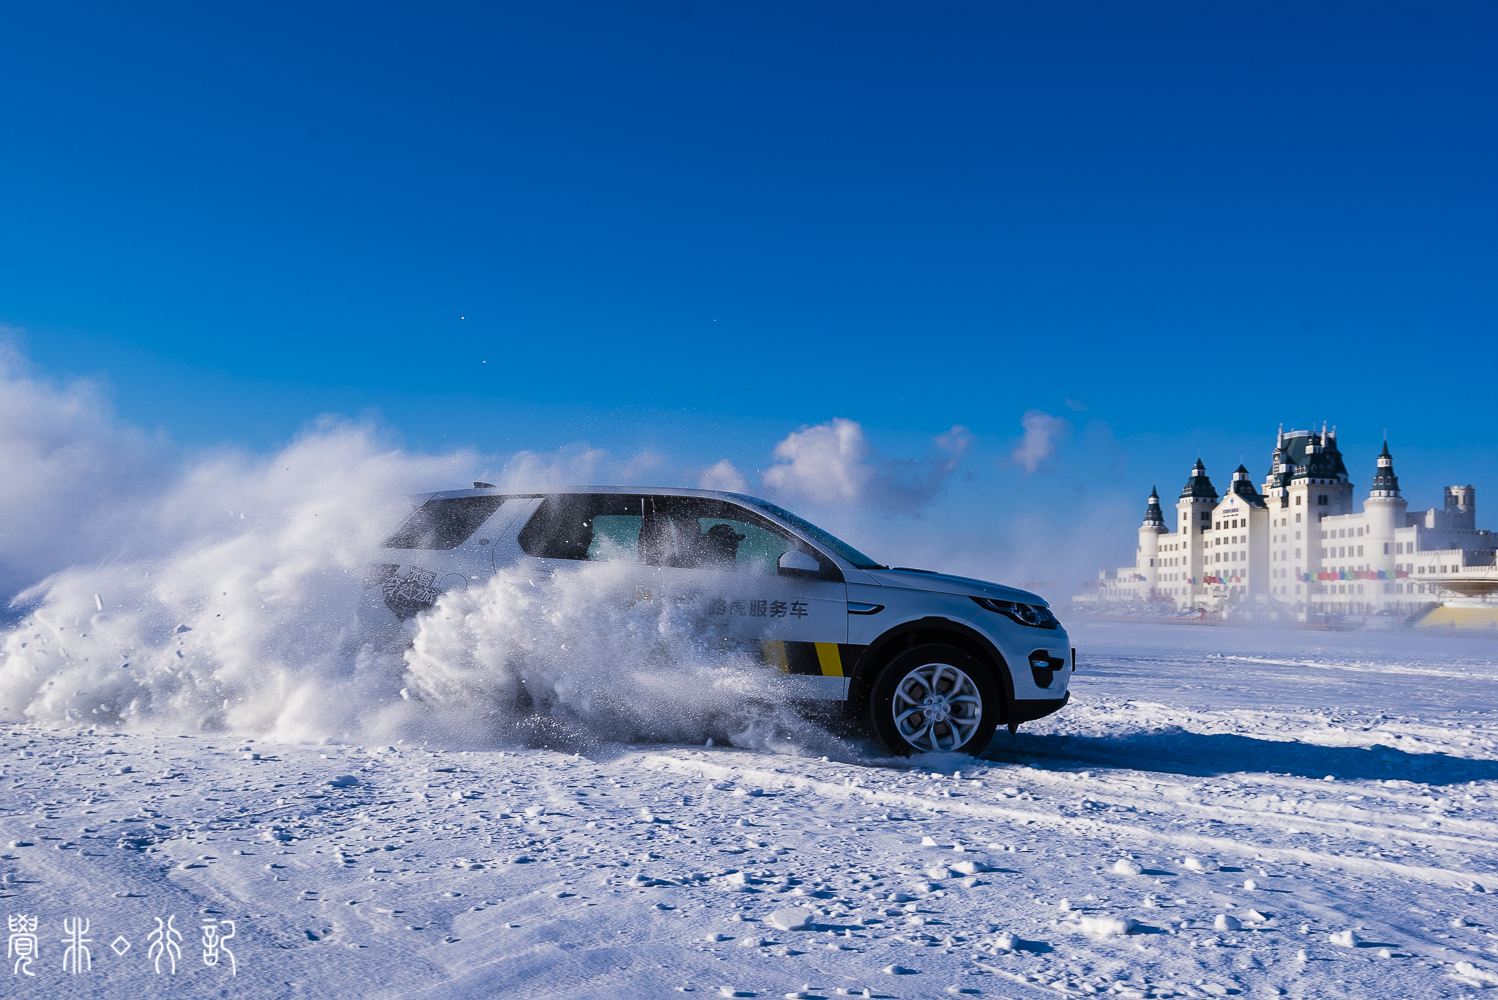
[
  {"left": 762, "top": 639, "right": 790, "bottom": 674},
  {"left": 814, "top": 642, "right": 843, "bottom": 678}
]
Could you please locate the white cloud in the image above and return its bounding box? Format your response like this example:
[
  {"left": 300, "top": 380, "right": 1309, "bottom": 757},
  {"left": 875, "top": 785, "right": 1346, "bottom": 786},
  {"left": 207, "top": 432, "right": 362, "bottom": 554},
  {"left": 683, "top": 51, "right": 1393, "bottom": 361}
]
[
  {"left": 762, "top": 419, "right": 971, "bottom": 513},
  {"left": 762, "top": 418, "right": 875, "bottom": 504},
  {"left": 1011, "top": 409, "right": 1072, "bottom": 474},
  {"left": 935, "top": 424, "right": 974, "bottom": 459},
  {"left": 699, "top": 459, "right": 749, "bottom": 493},
  {"left": 620, "top": 450, "right": 668, "bottom": 483}
]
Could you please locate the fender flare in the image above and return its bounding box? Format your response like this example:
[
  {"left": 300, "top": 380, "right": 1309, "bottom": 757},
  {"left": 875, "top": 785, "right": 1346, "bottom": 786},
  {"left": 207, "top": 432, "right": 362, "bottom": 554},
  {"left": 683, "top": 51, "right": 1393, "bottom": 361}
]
[{"left": 845, "top": 616, "right": 1016, "bottom": 723}]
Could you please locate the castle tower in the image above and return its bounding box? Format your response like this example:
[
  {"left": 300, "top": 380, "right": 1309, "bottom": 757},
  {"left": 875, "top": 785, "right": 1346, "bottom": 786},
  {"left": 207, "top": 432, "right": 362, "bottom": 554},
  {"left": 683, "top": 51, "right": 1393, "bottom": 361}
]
[
  {"left": 1364, "top": 440, "right": 1407, "bottom": 578},
  {"left": 1444, "top": 485, "right": 1476, "bottom": 530},
  {"left": 1228, "top": 464, "right": 1264, "bottom": 503},
  {"left": 1138, "top": 486, "right": 1168, "bottom": 596},
  {"left": 1176, "top": 460, "right": 1218, "bottom": 602}
]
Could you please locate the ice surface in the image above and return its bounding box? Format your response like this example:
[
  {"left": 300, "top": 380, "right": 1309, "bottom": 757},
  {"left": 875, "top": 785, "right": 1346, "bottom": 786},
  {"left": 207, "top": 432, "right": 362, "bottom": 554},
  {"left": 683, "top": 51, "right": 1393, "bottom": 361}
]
[
  {"left": 1455, "top": 961, "right": 1498, "bottom": 986},
  {"left": 0, "top": 619, "right": 1494, "bottom": 996},
  {"left": 767, "top": 906, "right": 813, "bottom": 931},
  {"left": 1078, "top": 915, "right": 1137, "bottom": 937}
]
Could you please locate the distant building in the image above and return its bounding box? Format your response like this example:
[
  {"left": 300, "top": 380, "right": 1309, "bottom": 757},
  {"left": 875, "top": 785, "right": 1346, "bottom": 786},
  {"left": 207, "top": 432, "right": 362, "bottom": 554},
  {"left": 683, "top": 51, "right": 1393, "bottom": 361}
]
[{"left": 1077, "top": 425, "right": 1497, "bottom": 616}]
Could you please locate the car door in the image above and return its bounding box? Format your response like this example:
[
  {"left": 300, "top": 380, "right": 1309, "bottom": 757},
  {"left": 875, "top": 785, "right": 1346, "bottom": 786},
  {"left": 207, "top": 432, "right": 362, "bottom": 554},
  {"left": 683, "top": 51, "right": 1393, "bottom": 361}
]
[
  {"left": 646, "top": 495, "right": 850, "bottom": 699},
  {"left": 510, "top": 493, "right": 850, "bottom": 698}
]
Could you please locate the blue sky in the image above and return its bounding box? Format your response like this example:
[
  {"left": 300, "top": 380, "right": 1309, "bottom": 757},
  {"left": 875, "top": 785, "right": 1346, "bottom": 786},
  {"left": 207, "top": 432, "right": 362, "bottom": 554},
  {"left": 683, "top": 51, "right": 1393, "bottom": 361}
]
[{"left": 1, "top": 2, "right": 1494, "bottom": 587}]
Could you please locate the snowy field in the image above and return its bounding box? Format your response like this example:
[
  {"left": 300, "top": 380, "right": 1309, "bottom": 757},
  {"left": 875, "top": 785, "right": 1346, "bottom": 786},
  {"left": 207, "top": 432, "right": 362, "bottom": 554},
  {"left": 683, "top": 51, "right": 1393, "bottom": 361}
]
[{"left": 3, "top": 620, "right": 1498, "bottom": 999}]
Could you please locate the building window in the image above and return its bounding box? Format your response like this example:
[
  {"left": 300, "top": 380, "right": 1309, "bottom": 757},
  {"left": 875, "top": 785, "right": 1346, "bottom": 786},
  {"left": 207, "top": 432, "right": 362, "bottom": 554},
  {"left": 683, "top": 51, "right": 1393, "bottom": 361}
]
[{"left": 1318, "top": 495, "right": 1328, "bottom": 506}]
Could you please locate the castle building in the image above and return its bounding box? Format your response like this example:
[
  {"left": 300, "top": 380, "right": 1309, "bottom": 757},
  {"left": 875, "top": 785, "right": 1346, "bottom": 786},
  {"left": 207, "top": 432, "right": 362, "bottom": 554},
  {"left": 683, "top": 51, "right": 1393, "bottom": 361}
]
[{"left": 1079, "top": 425, "right": 1497, "bottom": 616}]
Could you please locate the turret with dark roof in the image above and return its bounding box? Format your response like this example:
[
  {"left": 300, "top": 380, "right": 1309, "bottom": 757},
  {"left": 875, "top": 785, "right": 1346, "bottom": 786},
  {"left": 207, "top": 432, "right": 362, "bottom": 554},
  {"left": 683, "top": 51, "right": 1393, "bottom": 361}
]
[
  {"left": 1180, "top": 459, "right": 1218, "bottom": 501},
  {"left": 1264, "top": 423, "right": 1350, "bottom": 506},
  {"left": 1370, "top": 440, "right": 1401, "bottom": 497},
  {"left": 1141, "top": 486, "right": 1167, "bottom": 529},
  {"left": 1226, "top": 464, "right": 1267, "bottom": 508}
]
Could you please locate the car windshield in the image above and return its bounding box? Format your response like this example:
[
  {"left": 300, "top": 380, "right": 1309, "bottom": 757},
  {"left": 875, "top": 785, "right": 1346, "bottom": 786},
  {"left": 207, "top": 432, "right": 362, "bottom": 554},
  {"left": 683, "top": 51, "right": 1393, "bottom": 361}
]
[{"left": 732, "top": 496, "right": 886, "bottom": 569}]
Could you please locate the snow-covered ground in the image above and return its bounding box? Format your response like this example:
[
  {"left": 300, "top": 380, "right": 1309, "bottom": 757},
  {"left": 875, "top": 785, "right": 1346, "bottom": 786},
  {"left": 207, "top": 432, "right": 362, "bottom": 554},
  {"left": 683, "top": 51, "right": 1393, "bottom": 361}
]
[{"left": 4, "top": 620, "right": 1498, "bottom": 999}]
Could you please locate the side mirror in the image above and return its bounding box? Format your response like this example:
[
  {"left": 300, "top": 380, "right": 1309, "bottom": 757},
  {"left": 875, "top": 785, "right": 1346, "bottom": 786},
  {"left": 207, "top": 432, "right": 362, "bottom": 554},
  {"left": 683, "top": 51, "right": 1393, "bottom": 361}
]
[{"left": 778, "top": 549, "right": 821, "bottom": 574}]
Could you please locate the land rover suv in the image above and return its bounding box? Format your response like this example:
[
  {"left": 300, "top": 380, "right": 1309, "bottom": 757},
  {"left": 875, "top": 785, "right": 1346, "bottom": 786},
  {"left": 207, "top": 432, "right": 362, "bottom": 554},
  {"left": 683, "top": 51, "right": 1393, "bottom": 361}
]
[{"left": 363, "top": 485, "right": 1073, "bottom": 756}]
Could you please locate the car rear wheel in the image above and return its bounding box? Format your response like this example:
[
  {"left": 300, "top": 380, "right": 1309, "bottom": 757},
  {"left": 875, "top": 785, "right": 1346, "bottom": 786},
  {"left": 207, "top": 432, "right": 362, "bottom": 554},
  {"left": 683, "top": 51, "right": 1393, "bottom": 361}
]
[{"left": 869, "top": 644, "right": 1001, "bottom": 756}]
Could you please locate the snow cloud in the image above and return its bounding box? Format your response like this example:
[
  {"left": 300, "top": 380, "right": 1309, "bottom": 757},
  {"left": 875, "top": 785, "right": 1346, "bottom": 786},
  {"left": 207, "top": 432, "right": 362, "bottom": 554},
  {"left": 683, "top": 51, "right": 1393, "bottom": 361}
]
[
  {"left": 1011, "top": 409, "right": 1072, "bottom": 474},
  {"left": 490, "top": 443, "right": 671, "bottom": 489},
  {"left": 0, "top": 340, "right": 171, "bottom": 599}
]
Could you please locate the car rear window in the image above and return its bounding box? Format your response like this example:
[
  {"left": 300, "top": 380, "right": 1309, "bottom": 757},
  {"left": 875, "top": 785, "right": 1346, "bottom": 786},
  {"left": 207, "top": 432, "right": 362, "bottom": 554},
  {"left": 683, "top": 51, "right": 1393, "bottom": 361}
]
[{"left": 383, "top": 495, "right": 508, "bottom": 550}]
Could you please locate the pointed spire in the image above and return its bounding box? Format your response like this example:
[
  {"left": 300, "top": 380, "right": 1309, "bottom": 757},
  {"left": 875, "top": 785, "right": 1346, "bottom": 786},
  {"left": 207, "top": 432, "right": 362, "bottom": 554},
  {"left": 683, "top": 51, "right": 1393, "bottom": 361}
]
[
  {"left": 1371, "top": 439, "right": 1400, "bottom": 497},
  {"left": 1142, "top": 486, "right": 1167, "bottom": 529}
]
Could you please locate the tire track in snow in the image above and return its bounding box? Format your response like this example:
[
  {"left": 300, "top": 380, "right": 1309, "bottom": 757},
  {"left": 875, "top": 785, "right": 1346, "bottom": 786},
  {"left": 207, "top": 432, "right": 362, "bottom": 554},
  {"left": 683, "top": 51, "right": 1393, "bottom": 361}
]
[
  {"left": 973, "top": 756, "right": 1498, "bottom": 851},
  {"left": 641, "top": 752, "right": 1496, "bottom": 891}
]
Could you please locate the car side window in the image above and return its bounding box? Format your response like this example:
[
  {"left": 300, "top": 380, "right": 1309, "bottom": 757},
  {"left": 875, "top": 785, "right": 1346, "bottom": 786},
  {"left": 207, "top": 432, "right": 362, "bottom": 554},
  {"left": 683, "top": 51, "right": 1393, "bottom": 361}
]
[
  {"left": 518, "top": 495, "right": 841, "bottom": 580},
  {"left": 587, "top": 515, "right": 643, "bottom": 561},
  {"left": 653, "top": 498, "right": 839, "bottom": 579},
  {"left": 518, "top": 495, "right": 648, "bottom": 561},
  {"left": 668, "top": 514, "right": 784, "bottom": 573}
]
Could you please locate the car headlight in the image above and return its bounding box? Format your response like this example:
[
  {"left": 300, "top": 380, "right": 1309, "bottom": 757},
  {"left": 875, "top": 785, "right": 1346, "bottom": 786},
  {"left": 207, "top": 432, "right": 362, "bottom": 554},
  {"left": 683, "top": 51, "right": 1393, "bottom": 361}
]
[{"left": 971, "top": 596, "right": 1060, "bottom": 629}]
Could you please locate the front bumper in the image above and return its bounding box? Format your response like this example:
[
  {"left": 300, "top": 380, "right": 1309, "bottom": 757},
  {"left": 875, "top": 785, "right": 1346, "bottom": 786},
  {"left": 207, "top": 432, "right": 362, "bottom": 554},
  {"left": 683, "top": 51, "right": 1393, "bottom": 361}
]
[{"left": 1007, "top": 691, "right": 1070, "bottom": 724}]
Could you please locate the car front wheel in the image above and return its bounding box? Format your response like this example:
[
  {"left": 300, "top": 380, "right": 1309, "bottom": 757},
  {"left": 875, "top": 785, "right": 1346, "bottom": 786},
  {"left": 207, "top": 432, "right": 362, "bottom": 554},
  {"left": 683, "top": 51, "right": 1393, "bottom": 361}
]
[{"left": 869, "top": 644, "right": 1001, "bottom": 756}]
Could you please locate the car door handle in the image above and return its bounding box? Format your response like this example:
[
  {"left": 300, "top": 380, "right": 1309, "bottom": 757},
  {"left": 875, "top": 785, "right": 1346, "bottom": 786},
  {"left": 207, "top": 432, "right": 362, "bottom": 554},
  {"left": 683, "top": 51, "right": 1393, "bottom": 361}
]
[{"left": 848, "top": 602, "right": 884, "bottom": 615}]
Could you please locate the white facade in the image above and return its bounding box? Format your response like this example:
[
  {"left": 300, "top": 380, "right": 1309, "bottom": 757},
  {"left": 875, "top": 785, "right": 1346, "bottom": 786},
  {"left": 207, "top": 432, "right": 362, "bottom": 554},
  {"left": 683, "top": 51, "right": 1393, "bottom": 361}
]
[{"left": 1078, "top": 425, "right": 1498, "bottom": 616}]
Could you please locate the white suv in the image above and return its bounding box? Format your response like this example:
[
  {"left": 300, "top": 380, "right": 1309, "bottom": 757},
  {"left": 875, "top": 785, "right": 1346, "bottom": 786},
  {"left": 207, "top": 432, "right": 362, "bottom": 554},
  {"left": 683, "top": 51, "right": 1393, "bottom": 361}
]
[{"left": 363, "top": 485, "right": 1073, "bottom": 756}]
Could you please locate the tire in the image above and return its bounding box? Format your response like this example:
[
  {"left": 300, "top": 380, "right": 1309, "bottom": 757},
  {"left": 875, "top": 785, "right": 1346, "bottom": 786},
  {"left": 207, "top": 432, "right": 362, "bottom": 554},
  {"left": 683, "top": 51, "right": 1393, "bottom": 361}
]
[{"left": 868, "top": 644, "right": 1001, "bottom": 756}]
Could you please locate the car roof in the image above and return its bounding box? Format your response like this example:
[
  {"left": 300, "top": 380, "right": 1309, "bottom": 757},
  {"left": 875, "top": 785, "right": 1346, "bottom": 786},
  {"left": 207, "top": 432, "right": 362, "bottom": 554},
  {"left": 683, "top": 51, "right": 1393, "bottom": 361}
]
[{"left": 415, "top": 485, "right": 767, "bottom": 503}]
